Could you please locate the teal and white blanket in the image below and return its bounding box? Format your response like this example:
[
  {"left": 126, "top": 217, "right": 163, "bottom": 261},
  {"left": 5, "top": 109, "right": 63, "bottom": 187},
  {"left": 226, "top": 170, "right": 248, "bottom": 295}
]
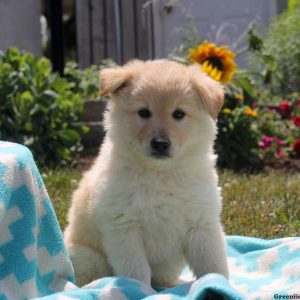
[{"left": 0, "top": 141, "right": 300, "bottom": 300}]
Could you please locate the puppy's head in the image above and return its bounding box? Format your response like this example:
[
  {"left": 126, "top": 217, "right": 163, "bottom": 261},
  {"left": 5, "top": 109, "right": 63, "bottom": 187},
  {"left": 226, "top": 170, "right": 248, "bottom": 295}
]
[{"left": 100, "top": 60, "right": 224, "bottom": 165}]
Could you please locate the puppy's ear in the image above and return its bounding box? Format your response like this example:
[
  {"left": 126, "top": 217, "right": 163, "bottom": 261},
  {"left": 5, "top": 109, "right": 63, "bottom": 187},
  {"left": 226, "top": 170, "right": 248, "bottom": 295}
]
[
  {"left": 189, "top": 65, "right": 224, "bottom": 120},
  {"left": 99, "top": 67, "right": 133, "bottom": 97}
]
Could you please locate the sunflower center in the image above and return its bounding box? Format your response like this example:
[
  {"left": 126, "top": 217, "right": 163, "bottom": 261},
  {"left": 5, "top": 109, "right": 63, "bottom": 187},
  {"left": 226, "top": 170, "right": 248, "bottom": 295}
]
[{"left": 204, "top": 56, "right": 223, "bottom": 71}]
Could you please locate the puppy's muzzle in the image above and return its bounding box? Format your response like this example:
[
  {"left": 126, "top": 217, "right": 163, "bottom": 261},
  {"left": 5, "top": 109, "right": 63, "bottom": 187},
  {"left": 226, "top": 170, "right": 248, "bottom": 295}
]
[{"left": 150, "top": 137, "right": 171, "bottom": 158}]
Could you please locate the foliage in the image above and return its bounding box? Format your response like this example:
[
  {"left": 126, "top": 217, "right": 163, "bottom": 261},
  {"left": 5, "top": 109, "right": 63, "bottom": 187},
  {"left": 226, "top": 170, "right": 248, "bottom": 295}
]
[
  {"left": 215, "top": 73, "right": 260, "bottom": 170},
  {"left": 247, "top": 9, "right": 300, "bottom": 97},
  {"left": 0, "top": 48, "right": 86, "bottom": 166},
  {"left": 216, "top": 107, "right": 260, "bottom": 170},
  {"left": 64, "top": 58, "right": 116, "bottom": 100},
  {"left": 288, "top": 0, "right": 300, "bottom": 11},
  {"left": 64, "top": 62, "right": 99, "bottom": 99}
]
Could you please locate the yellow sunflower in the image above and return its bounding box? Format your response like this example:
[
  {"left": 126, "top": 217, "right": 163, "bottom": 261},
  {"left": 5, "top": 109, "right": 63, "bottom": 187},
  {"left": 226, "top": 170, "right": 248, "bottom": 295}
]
[{"left": 189, "top": 41, "right": 237, "bottom": 83}]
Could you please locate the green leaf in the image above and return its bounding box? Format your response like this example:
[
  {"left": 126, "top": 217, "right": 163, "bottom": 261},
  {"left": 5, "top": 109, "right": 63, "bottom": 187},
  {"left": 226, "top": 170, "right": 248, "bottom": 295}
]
[
  {"left": 40, "top": 89, "right": 59, "bottom": 102},
  {"left": 58, "top": 129, "right": 80, "bottom": 145}
]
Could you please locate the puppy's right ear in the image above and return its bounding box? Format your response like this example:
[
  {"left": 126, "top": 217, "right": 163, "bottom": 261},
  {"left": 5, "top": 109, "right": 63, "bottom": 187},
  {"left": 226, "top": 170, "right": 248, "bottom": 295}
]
[{"left": 99, "top": 67, "right": 133, "bottom": 97}]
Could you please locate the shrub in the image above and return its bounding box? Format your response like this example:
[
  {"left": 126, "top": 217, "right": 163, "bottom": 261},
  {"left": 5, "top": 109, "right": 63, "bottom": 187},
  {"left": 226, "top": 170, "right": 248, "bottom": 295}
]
[
  {"left": 248, "top": 9, "right": 300, "bottom": 97},
  {"left": 64, "top": 62, "right": 99, "bottom": 99},
  {"left": 216, "top": 84, "right": 260, "bottom": 170},
  {"left": 0, "top": 48, "right": 86, "bottom": 166},
  {"left": 64, "top": 58, "right": 116, "bottom": 100}
]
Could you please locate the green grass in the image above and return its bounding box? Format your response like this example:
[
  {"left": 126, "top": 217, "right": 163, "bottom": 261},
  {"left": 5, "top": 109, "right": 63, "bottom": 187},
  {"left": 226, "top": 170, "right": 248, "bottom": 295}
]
[
  {"left": 44, "top": 169, "right": 300, "bottom": 238},
  {"left": 220, "top": 172, "right": 300, "bottom": 238},
  {"left": 42, "top": 168, "right": 81, "bottom": 230}
]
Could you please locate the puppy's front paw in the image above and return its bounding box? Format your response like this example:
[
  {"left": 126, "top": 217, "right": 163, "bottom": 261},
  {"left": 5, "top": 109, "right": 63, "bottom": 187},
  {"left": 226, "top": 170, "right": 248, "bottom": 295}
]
[
  {"left": 103, "top": 230, "right": 152, "bottom": 286},
  {"left": 184, "top": 225, "right": 229, "bottom": 279}
]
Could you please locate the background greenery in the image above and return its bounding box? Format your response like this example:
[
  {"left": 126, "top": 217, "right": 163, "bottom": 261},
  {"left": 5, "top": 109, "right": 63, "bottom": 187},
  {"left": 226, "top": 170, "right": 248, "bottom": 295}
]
[
  {"left": 248, "top": 8, "right": 300, "bottom": 98},
  {"left": 0, "top": 48, "right": 88, "bottom": 166}
]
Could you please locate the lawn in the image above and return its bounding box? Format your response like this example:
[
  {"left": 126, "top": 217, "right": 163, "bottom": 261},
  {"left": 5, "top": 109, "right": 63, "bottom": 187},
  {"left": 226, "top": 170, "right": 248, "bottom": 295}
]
[{"left": 43, "top": 169, "right": 300, "bottom": 239}]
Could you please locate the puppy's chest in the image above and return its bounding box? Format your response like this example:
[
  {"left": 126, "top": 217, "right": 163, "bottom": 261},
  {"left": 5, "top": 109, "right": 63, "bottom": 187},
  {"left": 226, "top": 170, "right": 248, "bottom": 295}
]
[
  {"left": 125, "top": 185, "right": 196, "bottom": 235},
  {"left": 129, "top": 187, "right": 188, "bottom": 252},
  {"left": 99, "top": 181, "right": 202, "bottom": 260}
]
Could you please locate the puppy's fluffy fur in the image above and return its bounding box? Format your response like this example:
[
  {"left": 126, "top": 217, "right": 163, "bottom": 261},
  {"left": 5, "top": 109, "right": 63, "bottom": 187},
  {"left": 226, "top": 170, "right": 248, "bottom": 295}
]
[{"left": 64, "top": 60, "right": 229, "bottom": 286}]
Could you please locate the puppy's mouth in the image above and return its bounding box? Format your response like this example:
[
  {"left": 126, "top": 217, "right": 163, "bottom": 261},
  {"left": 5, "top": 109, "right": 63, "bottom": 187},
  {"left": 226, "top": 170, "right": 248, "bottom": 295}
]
[{"left": 150, "top": 151, "right": 171, "bottom": 159}]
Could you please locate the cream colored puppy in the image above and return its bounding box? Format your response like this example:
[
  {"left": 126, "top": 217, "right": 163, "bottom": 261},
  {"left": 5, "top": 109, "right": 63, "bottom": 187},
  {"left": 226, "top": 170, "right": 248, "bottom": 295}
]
[{"left": 64, "top": 59, "right": 229, "bottom": 287}]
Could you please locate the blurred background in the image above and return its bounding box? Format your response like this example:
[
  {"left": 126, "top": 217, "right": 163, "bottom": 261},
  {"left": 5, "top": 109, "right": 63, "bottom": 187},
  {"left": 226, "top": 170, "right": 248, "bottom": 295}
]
[
  {"left": 0, "top": 0, "right": 299, "bottom": 170},
  {"left": 0, "top": 0, "right": 289, "bottom": 72}
]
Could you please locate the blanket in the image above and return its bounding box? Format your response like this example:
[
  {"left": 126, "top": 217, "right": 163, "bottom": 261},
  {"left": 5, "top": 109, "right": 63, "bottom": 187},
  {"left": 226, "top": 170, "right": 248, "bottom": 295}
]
[{"left": 0, "top": 141, "right": 299, "bottom": 300}]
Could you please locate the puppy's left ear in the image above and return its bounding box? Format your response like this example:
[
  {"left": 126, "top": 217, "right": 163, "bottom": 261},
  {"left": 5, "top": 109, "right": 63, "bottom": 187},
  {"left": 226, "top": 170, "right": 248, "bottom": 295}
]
[
  {"left": 189, "top": 65, "right": 224, "bottom": 120},
  {"left": 99, "top": 67, "right": 133, "bottom": 97}
]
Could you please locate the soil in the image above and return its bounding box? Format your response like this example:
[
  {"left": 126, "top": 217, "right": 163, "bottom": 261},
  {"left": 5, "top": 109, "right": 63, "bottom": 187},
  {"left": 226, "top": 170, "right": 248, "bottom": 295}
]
[
  {"left": 262, "top": 157, "right": 300, "bottom": 173},
  {"left": 71, "top": 156, "right": 96, "bottom": 171}
]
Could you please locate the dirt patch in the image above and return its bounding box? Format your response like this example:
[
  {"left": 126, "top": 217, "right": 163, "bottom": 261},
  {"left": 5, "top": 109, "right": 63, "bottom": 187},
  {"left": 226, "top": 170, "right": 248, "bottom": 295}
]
[
  {"left": 262, "top": 157, "right": 300, "bottom": 173},
  {"left": 71, "top": 156, "right": 96, "bottom": 171}
]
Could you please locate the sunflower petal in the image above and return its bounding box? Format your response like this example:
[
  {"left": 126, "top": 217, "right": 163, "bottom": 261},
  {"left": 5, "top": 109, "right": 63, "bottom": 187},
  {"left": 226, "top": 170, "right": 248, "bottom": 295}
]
[{"left": 188, "top": 41, "right": 237, "bottom": 83}]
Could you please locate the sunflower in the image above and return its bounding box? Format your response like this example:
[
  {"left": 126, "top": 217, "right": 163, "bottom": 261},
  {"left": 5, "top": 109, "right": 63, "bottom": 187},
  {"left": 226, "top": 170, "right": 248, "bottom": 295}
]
[{"left": 189, "top": 41, "right": 237, "bottom": 83}]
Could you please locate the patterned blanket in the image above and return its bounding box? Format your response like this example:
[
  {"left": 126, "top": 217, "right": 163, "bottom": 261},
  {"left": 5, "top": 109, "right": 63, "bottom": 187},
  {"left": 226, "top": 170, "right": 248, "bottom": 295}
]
[{"left": 0, "top": 141, "right": 299, "bottom": 300}]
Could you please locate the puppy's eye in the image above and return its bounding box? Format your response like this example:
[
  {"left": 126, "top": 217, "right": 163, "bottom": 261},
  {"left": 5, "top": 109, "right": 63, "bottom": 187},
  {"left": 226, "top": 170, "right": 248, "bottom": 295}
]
[
  {"left": 172, "top": 109, "right": 185, "bottom": 120},
  {"left": 138, "top": 108, "right": 152, "bottom": 119}
]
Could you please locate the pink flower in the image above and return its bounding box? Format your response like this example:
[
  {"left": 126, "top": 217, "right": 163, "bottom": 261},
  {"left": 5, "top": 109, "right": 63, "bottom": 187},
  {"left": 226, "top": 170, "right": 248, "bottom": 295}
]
[
  {"left": 260, "top": 136, "right": 274, "bottom": 148},
  {"left": 259, "top": 136, "right": 286, "bottom": 151}
]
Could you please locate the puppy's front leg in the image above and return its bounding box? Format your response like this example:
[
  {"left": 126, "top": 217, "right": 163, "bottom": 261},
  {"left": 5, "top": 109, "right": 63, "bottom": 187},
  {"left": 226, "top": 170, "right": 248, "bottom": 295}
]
[
  {"left": 103, "top": 228, "right": 151, "bottom": 285},
  {"left": 184, "top": 223, "right": 229, "bottom": 279}
]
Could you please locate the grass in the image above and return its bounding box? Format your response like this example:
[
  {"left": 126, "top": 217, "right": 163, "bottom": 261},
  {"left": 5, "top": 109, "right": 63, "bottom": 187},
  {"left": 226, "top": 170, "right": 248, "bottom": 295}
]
[
  {"left": 43, "top": 169, "right": 300, "bottom": 238},
  {"left": 42, "top": 168, "right": 81, "bottom": 230},
  {"left": 220, "top": 171, "right": 300, "bottom": 238}
]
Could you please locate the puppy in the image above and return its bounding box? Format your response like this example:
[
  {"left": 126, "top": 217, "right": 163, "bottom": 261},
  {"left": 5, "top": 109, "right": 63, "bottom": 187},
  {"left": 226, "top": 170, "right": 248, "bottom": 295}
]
[{"left": 64, "top": 59, "right": 229, "bottom": 287}]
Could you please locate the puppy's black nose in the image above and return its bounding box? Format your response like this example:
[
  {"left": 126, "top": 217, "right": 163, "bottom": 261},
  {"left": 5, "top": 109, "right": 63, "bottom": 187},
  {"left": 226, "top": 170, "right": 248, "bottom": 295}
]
[{"left": 150, "top": 137, "right": 171, "bottom": 156}]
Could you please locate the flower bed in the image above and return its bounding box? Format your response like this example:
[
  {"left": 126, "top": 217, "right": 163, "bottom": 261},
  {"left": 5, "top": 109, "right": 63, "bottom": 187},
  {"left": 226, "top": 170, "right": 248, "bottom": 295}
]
[
  {"left": 169, "top": 7, "right": 300, "bottom": 170},
  {"left": 258, "top": 97, "right": 300, "bottom": 160}
]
